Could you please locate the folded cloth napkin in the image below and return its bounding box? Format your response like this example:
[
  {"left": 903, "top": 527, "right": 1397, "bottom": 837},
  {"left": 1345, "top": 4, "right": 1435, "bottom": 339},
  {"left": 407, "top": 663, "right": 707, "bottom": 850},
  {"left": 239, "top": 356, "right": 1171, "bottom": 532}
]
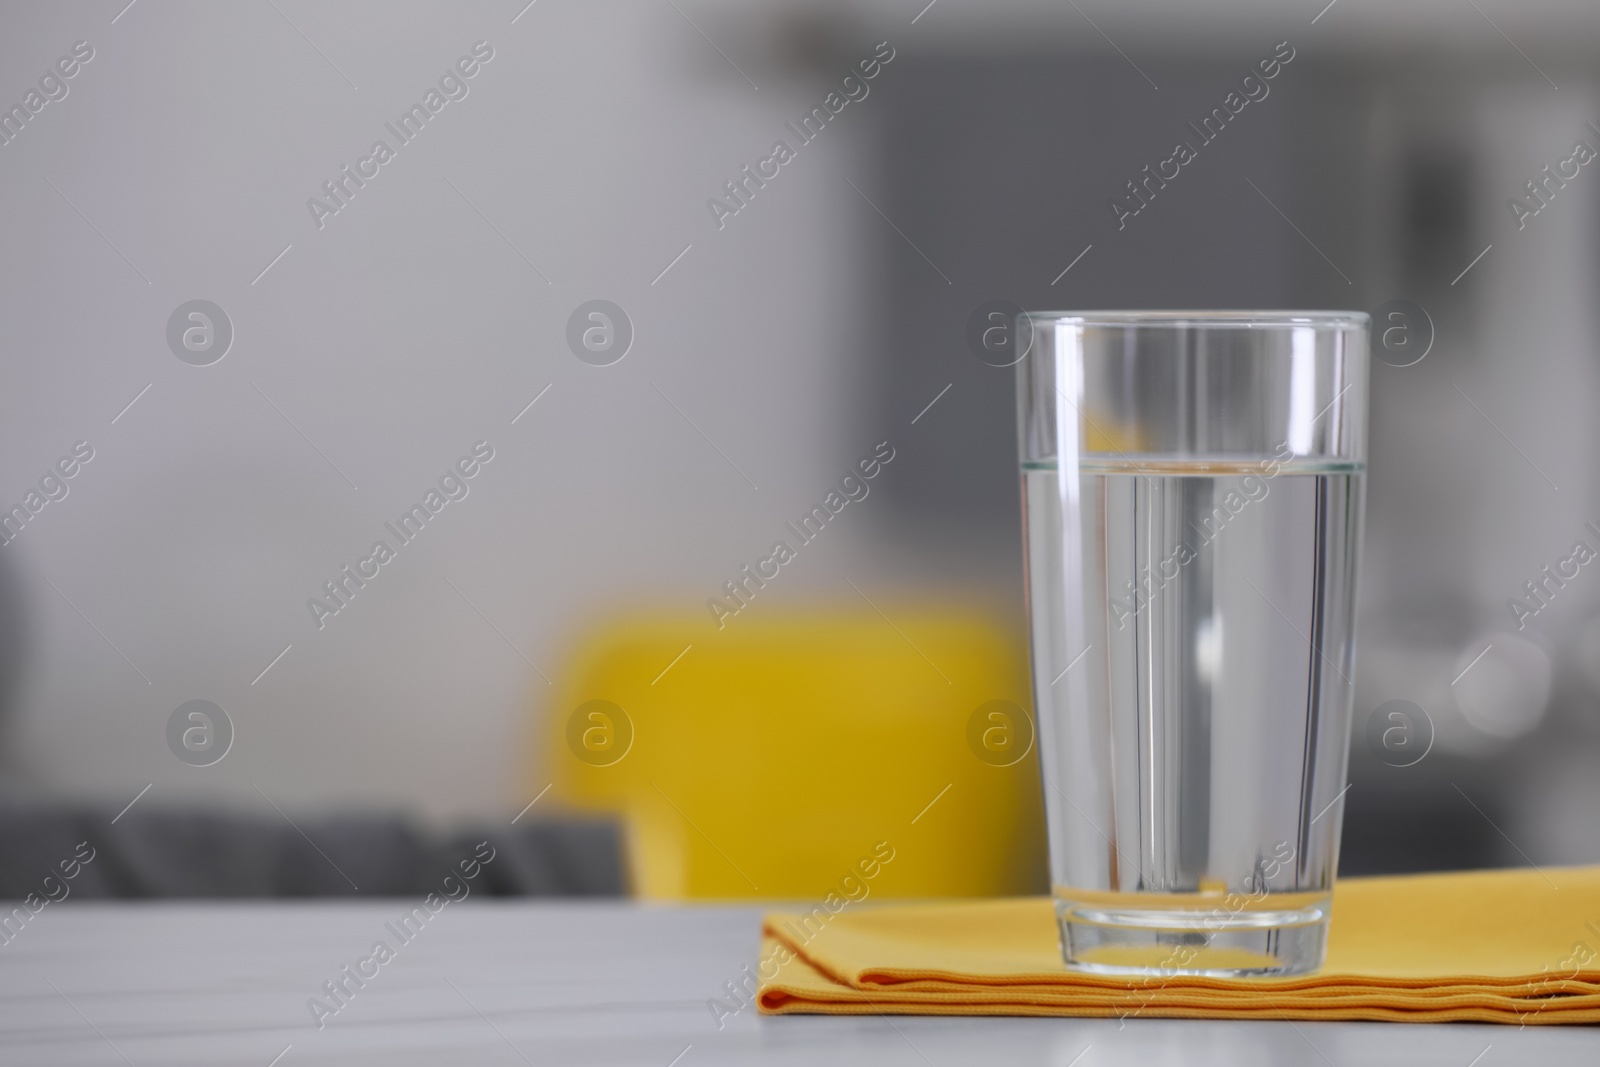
[{"left": 758, "top": 865, "right": 1600, "bottom": 1024}]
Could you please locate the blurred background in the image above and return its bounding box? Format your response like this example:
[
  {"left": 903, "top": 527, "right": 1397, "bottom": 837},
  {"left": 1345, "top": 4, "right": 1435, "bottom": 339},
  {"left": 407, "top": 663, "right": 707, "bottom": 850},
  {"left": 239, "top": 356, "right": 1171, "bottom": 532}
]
[{"left": 0, "top": 0, "right": 1597, "bottom": 898}]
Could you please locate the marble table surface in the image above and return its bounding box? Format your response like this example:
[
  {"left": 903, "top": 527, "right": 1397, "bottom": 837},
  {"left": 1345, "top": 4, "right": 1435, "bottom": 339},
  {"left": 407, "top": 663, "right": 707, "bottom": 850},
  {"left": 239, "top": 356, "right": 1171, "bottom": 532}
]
[{"left": 0, "top": 901, "right": 1592, "bottom": 1065}]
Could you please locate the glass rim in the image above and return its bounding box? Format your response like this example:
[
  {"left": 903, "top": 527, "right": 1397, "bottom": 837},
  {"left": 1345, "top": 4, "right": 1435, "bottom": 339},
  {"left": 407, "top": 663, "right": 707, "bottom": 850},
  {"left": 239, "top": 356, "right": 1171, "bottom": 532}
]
[{"left": 1020, "top": 310, "right": 1369, "bottom": 328}]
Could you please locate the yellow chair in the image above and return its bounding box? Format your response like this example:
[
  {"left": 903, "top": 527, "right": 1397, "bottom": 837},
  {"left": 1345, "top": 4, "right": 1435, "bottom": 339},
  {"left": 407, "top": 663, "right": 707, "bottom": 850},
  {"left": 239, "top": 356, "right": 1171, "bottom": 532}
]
[{"left": 537, "top": 603, "right": 1047, "bottom": 900}]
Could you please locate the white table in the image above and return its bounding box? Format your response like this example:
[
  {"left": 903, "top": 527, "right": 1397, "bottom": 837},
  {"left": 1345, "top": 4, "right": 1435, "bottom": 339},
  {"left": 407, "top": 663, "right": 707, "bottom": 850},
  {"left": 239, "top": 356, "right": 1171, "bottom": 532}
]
[{"left": 0, "top": 902, "right": 1592, "bottom": 1064}]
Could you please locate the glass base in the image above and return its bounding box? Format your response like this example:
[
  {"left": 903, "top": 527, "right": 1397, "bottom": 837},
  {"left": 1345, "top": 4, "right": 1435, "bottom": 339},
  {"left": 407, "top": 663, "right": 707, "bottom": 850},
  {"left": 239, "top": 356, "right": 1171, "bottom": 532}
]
[{"left": 1056, "top": 895, "right": 1330, "bottom": 977}]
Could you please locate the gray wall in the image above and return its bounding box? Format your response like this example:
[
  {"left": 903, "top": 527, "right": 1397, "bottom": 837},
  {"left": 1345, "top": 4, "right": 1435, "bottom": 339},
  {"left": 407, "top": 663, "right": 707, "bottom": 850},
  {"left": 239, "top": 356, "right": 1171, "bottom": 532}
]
[
  {"left": 0, "top": 0, "right": 893, "bottom": 820},
  {"left": 2, "top": 0, "right": 1599, "bottom": 870}
]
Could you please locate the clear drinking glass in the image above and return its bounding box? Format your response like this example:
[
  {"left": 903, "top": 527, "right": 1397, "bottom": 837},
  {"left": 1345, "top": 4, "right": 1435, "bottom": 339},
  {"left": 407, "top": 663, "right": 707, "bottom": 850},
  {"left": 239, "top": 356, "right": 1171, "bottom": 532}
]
[{"left": 1017, "top": 310, "right": 1368, "bottom": 977}]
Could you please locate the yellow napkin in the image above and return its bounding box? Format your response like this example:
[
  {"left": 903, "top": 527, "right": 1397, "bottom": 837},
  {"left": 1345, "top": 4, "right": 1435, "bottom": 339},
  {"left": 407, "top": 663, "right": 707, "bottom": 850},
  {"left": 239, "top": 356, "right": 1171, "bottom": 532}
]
[{"left": 758, "top": 865, "right": 1600, "bottom": 1024}]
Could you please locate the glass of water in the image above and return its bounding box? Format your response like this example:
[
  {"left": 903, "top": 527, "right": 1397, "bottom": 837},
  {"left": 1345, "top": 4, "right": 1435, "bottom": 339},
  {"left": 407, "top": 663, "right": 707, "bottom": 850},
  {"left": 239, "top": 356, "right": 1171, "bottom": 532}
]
[{"left": 1017, "top": 311, "right": 1368, "bottom": 977}]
